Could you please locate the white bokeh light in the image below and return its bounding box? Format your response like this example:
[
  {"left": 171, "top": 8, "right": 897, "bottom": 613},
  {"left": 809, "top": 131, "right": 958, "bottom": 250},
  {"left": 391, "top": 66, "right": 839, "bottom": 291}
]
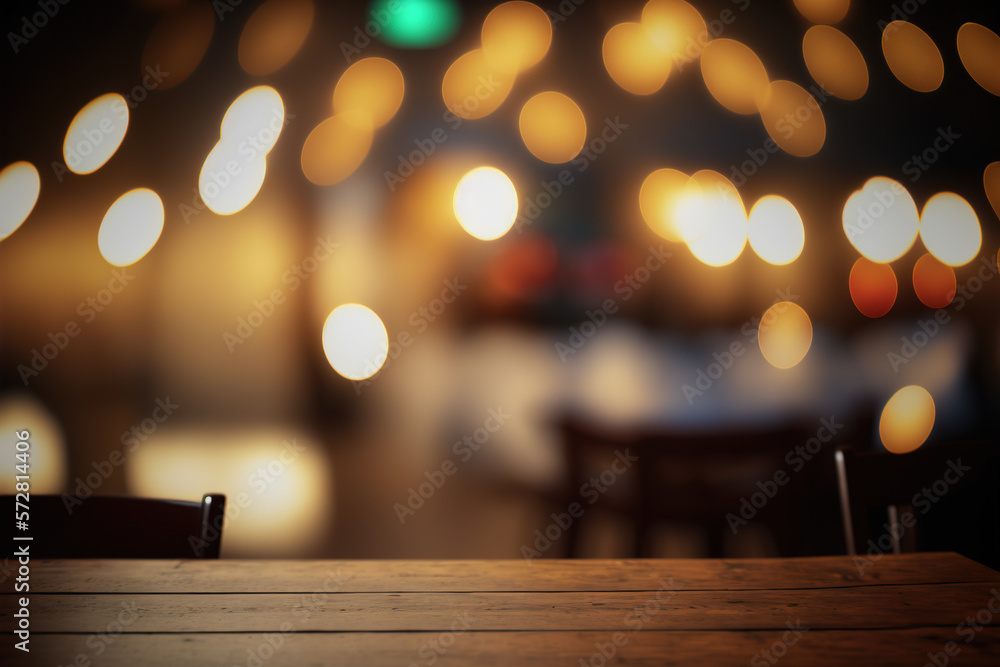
[{"left": 322, "top": 304, "right": 389, "bottom": 381}]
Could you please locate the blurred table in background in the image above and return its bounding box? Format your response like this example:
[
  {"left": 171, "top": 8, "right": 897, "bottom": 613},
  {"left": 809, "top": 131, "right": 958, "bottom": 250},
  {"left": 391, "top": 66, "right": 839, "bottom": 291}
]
[{"left": 3, "top": 553, "right": 999, "bottom": 665}]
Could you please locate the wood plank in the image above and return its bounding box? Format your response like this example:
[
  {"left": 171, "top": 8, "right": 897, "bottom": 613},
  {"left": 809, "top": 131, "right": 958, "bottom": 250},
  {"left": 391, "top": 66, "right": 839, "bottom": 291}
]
[
  {"left": 27, "top": 553, "right": 999, "bottom": 594},
  {"left": 8, "top": 583, "right": 1000, "bottom": 632},
  {"left": 3, "top": 629, "right": 999, "bottom": 667}
]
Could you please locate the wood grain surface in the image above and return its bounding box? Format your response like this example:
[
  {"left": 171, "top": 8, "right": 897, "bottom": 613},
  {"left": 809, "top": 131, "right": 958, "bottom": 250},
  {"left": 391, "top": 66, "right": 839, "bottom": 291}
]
[{"left": 2, "top": 553, "right": 998, "bottom": 666}]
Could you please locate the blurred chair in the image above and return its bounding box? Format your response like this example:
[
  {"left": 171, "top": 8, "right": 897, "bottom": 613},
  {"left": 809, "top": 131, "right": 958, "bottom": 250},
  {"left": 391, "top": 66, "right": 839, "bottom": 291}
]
[
  {"left": 551, "top": 413, "right": 865, "bottom": 558},
  {"left": 4, "top": 493, "right": 225, "bottom": 558},
  {"left": 836, "top": 442, "right": 1000, "bottom": 569}
]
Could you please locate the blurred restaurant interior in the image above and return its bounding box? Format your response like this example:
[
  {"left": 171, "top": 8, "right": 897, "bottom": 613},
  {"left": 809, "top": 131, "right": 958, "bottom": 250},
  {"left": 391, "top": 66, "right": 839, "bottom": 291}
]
[{"left": 1, "top": 0, "right": 998, "bottom": 562}]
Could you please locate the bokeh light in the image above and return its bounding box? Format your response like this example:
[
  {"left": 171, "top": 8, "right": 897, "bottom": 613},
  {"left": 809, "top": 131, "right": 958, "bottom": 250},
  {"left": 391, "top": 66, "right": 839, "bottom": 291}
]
[
  {"left": 881, "top": 21, "right": 944, "bottom": 93},
  {"left": 879, "top": 385, "right": 935, "bottom": 454},
  {"left": 300, "top": 112, "right": 374, "bottom": 186},
  {"left": 641, "top": 0, "right": 708, "bottom": 65},
  {"left": 238, "top": 0, "right": 315, "bottom": 76},
  {"left": 128, "top": 427, "right": 334, "bottom": 555},
  {"left": 842, "top": 177, "right": 919, "bottom": 263},
  {"left": 679, "top": 171, "right": 743, "bottom": 244},
  {"left": 486, "top": 234, "right": 559, "bottom": 302},
  {"left": 98, "top": 188, "right": 165, "bottom": 266},
  {"left": 683, "top": 170, "right": 748, "bottom": 267},
  {"left": 221, "top": 86, "right": 285, "bottom": 149},
  {"left": 802, "top": 25, "right": 868, "bottom": 100},
  {"left": 700, "top": 38, "right": 769, "bottom": 115},
  {"left": 481, "top": 1, "right": 552, "bottom": 74},
  {"left": 920, "top": 192, "right": 981, "bottom": 266},
  {"left": 141, "top": 0, "right": 215, "bottom": 89},
  {"left": 0, "top": 395, "right": 67, "bottom": 494},
  {"left": 986, "top": 161, "right": 1000, "bottom": 221},
  {"left": 747, "top": 195, "right": 805, "bottom": 265},
  {"left": 572, "top": 325, "right": 665, "bottom": 425},
  {"left": 199, "top": 142, "right": 267, "bottom": 215},
  {"left": 792, "top": 0, "right": 849, "bottom": 24},
  {"left": 639, "top": 167, "right": 689, "bottom": 243},
  {"left": 0, "top": 161, "right": 40, "bottom": 241},
  {"left": 201, "top": 87, "right": 285, "bottom": 214},
  {"left": 603, "top": 22, "right": 671, "bottom": 95},
  {"left": 912, "top": 253, "right": 956, "bottom": 308},
  {"left": 957, "top": 22, "right": 1000, "bottom": 96},
  {"left": 333, "top": 57, "right": 405, "bottom": 128},
  {"left": 63, "top": 93, "right": 129, "bottom": 175},
  {"left": 442, "top": 49, "right": 515, "bottom": 119},
  {"left": 518, "top": 91, "right": 586, "bottom": 164},
  {"left": 757, "top": 80, "right": 826, "bottom": 157},
  {"left": 849, "top": 257, "right": 897, "bottom": 318},
  {"left": 758, "top": 302, "right": 813, "bottom": 369},
  {"left": 453, "top": 166, "right": 518, "bottom": 240},
  {"left": 372, "top": 0, "right": 460, "bottom": 48},
  {"left": 322, "top": 304, "right": 389, "bottom": 381}
]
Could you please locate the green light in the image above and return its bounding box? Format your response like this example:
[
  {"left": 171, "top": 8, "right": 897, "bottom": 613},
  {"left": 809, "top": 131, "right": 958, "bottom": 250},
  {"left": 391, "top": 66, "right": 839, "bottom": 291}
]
[{"left": 369, "top": 0, "right": 460, "bottom": 48}]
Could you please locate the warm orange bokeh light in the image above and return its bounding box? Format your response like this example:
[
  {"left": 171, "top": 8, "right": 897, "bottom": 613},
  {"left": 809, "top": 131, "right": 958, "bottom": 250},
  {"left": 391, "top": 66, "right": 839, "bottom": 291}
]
[
  {"left": 912, "top": 253, "right": 956, "bottom": 309},
  {"left": 849, "top": 257, "right": 897, "bottom": 318},
  {"left": 639, "top": 167, "right": 689, "bottom": 243},
  {"left": 792, "top": 0, "right": 850, "bottom": 24},
  {"left": 879, "top": 385, "right": 935, "bottom": 454},
  {"left": 481, "top": 1, "right": 552, "bottom": 74},
  {"left": 700, "top": 38, "right": 769, "bottom": 115},
  {"left": 518, "top": 92, "right": 586, "bottom": 164},
  {"left": 486, "top": 235, "right": 559, "bottom": 301},
  {"left": 141, "top": 1, "right": 215, "bottom": 89},
  {"left": 957, "top": 22, "right": 1000, "bottom": 96},
  {"left": 334, "top": 57, "right": 405, "bottom": 129},
  {"left": 758, "top": 302, "right": 813, "bottom": 369},
  {"left": 757, "top": 80, "right": 826, "bottom": 157},
  {"left": 442, "top": 49, "right": 516, "bottom": 119},
  {"left": 238, "top": 0, "right": 314, "bottom": 76},
  {"left": 129, "top": 428, "right": 334, "bottom": 555},
  {"left": 986, "top": 162, "right": 1000, "bottom": 221},
  {"left": 641, "top": 0, "right": 708, "bottom": 65},
  {"left": 802, "top": 25, "right": 868, "bottom": 100},
  {"left": 881, "top": 21, "right": 944, "bottom": 92},
  {"left": 603, "top": 22, "right": 671, "bottom": 95},
  {"left": 300, "top": 112, "right": 374, "bottom": 186}
]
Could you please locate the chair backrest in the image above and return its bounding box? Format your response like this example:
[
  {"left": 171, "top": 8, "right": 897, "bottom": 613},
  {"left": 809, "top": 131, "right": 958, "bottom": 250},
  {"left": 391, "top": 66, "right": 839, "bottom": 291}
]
[
  {"left": 554, "top": 413, "right": 865, "bottom": 557},
  {"left": 835, "top": 442, "right": 1000, "bottom": 568},
  {"left": 4, "top": 493, "right": 225, "bottom": 558}
]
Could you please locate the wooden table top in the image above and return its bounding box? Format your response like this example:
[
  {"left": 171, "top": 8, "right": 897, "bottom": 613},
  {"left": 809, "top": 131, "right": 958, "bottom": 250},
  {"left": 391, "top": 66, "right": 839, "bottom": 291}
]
[{"left": 3, "top": 553, "right": 999, "bottom": 665}]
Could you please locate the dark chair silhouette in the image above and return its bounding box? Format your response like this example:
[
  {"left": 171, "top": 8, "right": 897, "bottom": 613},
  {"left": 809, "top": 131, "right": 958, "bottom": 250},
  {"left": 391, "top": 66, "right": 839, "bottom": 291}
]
[
  {"left": 550, "top": 413, "right": 868, "bottom": 558},
  {"left": 4, "top": 493, "right": 225, "bottom": 558},
  {"left": 835, "top": 442, "right": 1000, "bottom": 569}
]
